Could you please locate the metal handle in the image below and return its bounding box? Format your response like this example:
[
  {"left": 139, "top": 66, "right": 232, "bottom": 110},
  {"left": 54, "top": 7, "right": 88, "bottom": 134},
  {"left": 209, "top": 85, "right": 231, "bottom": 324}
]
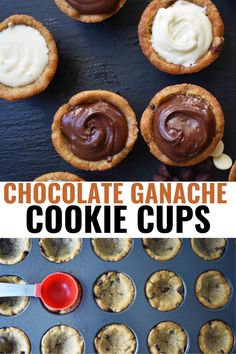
[{"left": 0, "top": 283, "right": 36, "bottom": 297}]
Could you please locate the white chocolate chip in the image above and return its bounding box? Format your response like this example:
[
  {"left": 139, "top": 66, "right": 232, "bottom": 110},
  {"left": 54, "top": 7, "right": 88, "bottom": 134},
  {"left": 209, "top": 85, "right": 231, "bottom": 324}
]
[
  {"left": 213, "top": 153, "right": 233, "bottom": 170},
  {"left": 211, "top": 140, "right": 224, "bottom": 157}
]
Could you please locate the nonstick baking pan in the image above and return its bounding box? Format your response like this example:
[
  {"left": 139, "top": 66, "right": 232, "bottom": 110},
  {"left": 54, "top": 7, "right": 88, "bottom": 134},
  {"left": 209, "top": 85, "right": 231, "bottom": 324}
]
[{"left": 0, "top": 238, "right": 234, "bottom": 353}]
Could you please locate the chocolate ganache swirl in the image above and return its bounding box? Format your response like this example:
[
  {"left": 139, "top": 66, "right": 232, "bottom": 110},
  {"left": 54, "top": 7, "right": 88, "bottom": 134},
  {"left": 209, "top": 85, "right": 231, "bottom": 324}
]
[
  {"left": 65, "top": 0, "right": 120, "bottom": 14},
  {"left": 61, "top": 101, "right": 128, "bottom": 162},
  {"left": 153, "top": 95, "right": 215, "bottom": 162}
]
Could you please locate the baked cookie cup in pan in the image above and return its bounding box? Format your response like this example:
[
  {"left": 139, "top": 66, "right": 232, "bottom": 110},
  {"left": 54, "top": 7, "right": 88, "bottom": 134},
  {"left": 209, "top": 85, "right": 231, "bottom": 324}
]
[
  {"left": 198, "top": 320, "right": 234, "bottom": 354},
  {"left": 138, "top": 0, "right": 224, "bottom": 74},
  {"left": 140, "top": 84, "right": 224, "bottom": 167},
  {"left": 142, "top": 238, "right": 182, "bottom": 261},
  {"left": 145, "top": 270, "right": 184, "bottom": 312},
  {"left": 0, "top": 327, "right": 31, "bottom": 354},
  {"left": 191, "top": 238, "right": 226, "bottom": 261},
  {"left": 147, "top": 321, "right": 187, "bottom": 354},
  {"left": 0, "top": 238, "right": 31, "bottom": 265},
  {"left": 41, "top": 325, "right": 84, "bottom": 354},
  {"left": 34, "top": 171, "right": 84, "bottom": 181},
  {"left": 0, "top": 15, "right": 58, "bottom": 101},
  {"left": 39, "top": 238, "right": 82, "bottom": 263},
  {"left": 91, "top": 238, "right": 133, "bottom": 262},
  {"left": 195, "top": 270, "right": 231, "bottom": 309},
  {"left": 52, "top": 90, "right": 138, "bottom": 171},
  {"left": 94, "top": 323, "right": 137, "bottom": 354},
  {"left": 54, "top": 0, "right": 127, "bottom": 23},
  {"left": 93, "top": 271, "right": 135, "bottom": 313}
]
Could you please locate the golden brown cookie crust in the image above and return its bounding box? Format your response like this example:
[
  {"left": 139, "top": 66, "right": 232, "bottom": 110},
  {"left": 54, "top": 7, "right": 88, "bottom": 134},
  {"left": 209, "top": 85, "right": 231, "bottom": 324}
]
[
  {"left": 54, "top": 0, "right": 127, "bottom": 23},
  {"left": 138, "top": 0, "right": 224, "bottom": 74},
  {"left": 41, "top": 325, "right": 84, "bottom": 354},
  {"left": 94, "top": 324, "right": 137, "bottom": 354},
  {"left": 195, "top": 270, "right": 231, "bottom": 309},
  {"left": 198, "top": 321, "right": 234, "bottom": 354},
  {"left": 191, "top": 238, "right": 226, "bottom": 261},
  {"left": 52, "top": 90, "right": 138, "bottom": 171},
  {"left": 142, "top": 238, "right": 182, "bottom": 261},
  {"left": 229, "top": 161, "right": 236, "bottom": 181},
  {"left": 148, "top": 321, "right": 187, "bottom": 354},
  {"left": 145, "top": 270, "right": 184, "bottom": 311},
  {"left": 34, "top": 172, "right": 84, "bottom": 181},
  {"left": 93, "top": 272, "right": 135, "bottom": 312},
  {"left": 91, "top": 238, "right": 133, "bottom": 261},
  {"left": 0, "top": 238, "right": 31, "bottom": 265},
  {"left": 140, "top": 84, "right": 224, "bottom": 166},
  {"left": 0, "top": 327, "right": 31, "bottom": 354},
  {"left": 0, "top": 15, "right": 58, "bottom": 101},
  {"left": 39, "top": 238, "right": 82, "bottom": 263}
]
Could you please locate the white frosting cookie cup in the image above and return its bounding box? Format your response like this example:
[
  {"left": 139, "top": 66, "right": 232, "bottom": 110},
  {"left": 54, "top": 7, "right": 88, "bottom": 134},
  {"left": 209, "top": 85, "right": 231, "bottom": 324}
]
[
  {"left": 138, "top": 0, "right": 224, "bottom": 74},
  {"left": 0, "top": 15, "right": 58, "bottom": 101},
  {"left": 0, "top": 24, "right": 49, "bottom": 88}
]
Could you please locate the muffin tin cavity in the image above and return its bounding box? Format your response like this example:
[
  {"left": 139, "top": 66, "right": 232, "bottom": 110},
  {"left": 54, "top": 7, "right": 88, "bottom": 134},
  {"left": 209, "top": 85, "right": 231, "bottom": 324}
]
[
  {"left": 195, "top": 270, "right": 231, "bottom": 309},
  {"left": 93, "top": 272, "right": 135, "bottom": 313},
  {"left": 0, "top": 239, "right": 234, "bottom": 353},
  {"left": 0, "top": 327, "right": 31, "bottom": 354},
  {"left": 0, "top": 275, "right": 30, "bottom": 316},
  {"left": 198, "top": 320, "right": 234, "bottom": 354},
  {"left": 142, "top": 238, "right": 182, "bottom": 261},
  {"left": 147, "top": 321, "right": 187, "bottom": 354},
  {"left": 191, "top": 238, "right": 226, "bottom": 260},
  {"left": 39, "top": 238, "right": 82, "bottom": 263},
  {"left": 0, "top": 238, "right": 30, "bottom": 265},
  {"left": 91, "top": 238, "right": 132, "bottom": 261},
  {"left": 94, "top": 324, "right": 137, "bottom": 354},
  {"left": 41, "top": 325, "right": 84, "bottom": 354},
  {"left": 145, "top": 270, "right": 184, "bottom": 312}
]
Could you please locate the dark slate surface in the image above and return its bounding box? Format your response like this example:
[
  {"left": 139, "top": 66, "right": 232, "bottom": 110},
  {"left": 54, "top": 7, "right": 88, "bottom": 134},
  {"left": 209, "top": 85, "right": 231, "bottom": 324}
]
[
  {"left": 0, "top": 0, "right": 235, "bottom": 182},
  {"left": 0, "top": 239, "right": 235, "bottom": 354}
]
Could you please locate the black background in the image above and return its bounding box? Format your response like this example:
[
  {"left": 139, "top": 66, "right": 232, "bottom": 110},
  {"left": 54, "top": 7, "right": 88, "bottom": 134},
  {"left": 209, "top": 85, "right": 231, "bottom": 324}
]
[{"left": 0, "top": 0, "right": 236, "bottom": 181}]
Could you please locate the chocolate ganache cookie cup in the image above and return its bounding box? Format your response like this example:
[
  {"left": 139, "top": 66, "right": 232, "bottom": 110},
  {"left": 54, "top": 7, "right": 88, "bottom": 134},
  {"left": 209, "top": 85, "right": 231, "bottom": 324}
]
[
  {"left": 55, "top": 0, "right": 127, "bottom": 23},
  {"left": 141, "top": 84, "right": 224, "bottom": 166},
  {"left": 138, "top": 0, "right": 224, "bottom": 74},
  {"left": 52, "top": 90, "right": 138, "bottom": 171},
  {"left": 0, "top": 15, "right": 58, "bottom": 101}
]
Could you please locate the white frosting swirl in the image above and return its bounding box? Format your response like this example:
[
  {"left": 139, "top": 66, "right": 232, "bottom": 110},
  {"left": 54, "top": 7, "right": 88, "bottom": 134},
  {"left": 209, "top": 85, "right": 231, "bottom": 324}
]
[
  {"left": 152, "top": 0, "right": 213, "bottom": 67},
  {"left": 0, "top": 24, "right": 49, "bottom": 88}
]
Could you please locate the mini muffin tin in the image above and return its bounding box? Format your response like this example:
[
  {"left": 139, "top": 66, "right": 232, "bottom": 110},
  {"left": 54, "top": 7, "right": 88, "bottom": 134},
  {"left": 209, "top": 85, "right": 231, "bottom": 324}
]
[{"left": 0, "top": 238, "right": 235, "bottom": 353}]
